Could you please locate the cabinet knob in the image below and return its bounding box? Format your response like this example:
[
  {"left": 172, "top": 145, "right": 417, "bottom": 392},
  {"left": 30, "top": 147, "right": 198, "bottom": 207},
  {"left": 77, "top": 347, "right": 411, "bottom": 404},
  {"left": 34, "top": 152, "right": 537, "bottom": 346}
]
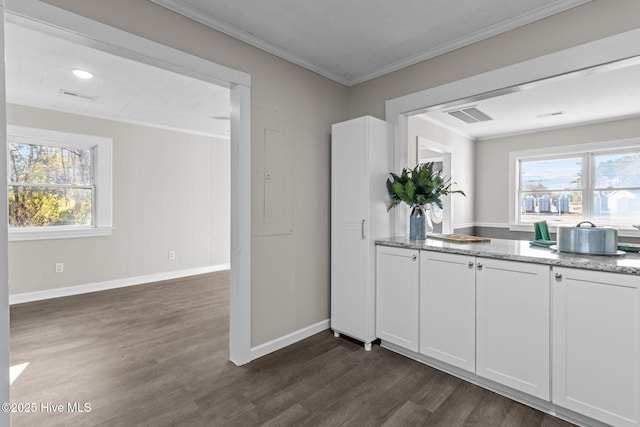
[
  {"left": 412, "top": 255, "right": 417, "bottom": 261},
  {"left": 477, "top": 263, "right": 483, "bottom": 270},
  {"left": 555, "top": 272, "right": 562, "bottom": 281},
  {"left": 468, "top": 261, "right": 474, "bottom": 268}
]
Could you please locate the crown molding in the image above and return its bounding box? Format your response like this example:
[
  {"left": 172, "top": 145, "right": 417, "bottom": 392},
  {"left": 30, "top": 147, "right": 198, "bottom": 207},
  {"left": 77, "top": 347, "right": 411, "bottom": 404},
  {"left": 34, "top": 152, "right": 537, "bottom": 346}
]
[
  {"left": 149, "top": 0, "right": 350, "bottom": 84},
  {"left": 151, "top": 0, "right": 591, "bottom": 87},
  {"left": 348, "top": 0, "right": 592, "bottom": 86}
]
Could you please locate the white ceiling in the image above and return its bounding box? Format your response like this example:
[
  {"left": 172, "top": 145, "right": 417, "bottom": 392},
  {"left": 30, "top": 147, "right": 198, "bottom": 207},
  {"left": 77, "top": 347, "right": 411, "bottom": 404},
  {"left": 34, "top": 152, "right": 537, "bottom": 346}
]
[
  {"left": 5, "top": 21, "right": 231, "bottom": 139},
  {"left": 418, "top": 57, "right": 640, "bottom": 140},
  {"left": 151, "top": 0, "right": 590, "bottom": 86}
]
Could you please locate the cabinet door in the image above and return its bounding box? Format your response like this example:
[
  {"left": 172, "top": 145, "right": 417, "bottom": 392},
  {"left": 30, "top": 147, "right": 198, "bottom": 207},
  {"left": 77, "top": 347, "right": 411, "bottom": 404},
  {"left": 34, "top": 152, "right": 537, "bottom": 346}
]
[
  {"left": 420, "top": 251, "right": 475, "bottom": 372},
  {"left": 331, "top": 223, "right": 368, "bottom": 339},
  {"left": 476, "top": 258, "right": 550, "bottom": 400},
  {"left": 376, "top": 246, "right": 419, "bottom": 352},
  {"left": 552, "top": 267, "right": 640, "bottom": 427},
  {"left": 331, "top": 118, "right": 372, "bottom": 341}
]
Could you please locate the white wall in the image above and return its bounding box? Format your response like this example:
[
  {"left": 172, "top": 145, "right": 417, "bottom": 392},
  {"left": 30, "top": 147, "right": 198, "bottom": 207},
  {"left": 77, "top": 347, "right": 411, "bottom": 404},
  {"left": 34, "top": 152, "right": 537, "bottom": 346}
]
[
  {"left": 39, "top": 0, "right": 349, "bottom": 347},
  {"left": 7, "top": 103, "right": 230, "bottom": 294},
  {"left": 408, "top": 117, "right": 474, "bottom": 228},
  {"left": 475, "top": 116, "right": 640, "bottom": 225}
]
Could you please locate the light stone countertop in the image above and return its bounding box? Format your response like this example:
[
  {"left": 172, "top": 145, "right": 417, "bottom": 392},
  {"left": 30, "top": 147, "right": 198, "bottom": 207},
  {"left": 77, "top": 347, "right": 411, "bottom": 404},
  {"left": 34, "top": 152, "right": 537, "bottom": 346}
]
[{"left": 376, "top": 237, "right": 640, "bottom": 275}]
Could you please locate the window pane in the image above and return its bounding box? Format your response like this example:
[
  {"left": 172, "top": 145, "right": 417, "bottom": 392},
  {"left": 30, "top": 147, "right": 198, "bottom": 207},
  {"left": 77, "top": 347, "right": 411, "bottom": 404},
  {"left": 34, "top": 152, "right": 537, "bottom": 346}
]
[
  {"left": 593, "top": 189, "right": 640, "bottom": 227},
  {"left": 594, "top": 152, "right": 640, "bottom": 188},
  {"left": 520, "top": 191, "right": 582, "bottom": 224},
  {"left": 8, "top": 142, "right": 92, "bottom": 185},
  {"left": 521, "top": 157, "right": 582, "bottom": 191},
  {"left": 8, "top": 186, "right": 92, "bottom": 227}
]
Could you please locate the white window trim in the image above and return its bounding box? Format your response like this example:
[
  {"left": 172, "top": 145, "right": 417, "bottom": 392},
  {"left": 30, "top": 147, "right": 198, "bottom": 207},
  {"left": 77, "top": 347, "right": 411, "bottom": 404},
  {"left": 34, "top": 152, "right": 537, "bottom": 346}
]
[
  {"left": 7, "top": 125, "right": 113, "bottom": 241},
  {"left": 509, "top": 137, "right": 640, "bottom": 237}
]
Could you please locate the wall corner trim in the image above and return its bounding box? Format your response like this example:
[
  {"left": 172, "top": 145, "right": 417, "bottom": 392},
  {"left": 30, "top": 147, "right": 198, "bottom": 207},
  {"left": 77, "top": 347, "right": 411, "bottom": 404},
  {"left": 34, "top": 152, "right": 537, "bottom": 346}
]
[
  {"left": 250, "top": 319, "right": 330, "bottom": 361},
  {"left": 9, "top": 264, "right": 230, "bottom": 305}
]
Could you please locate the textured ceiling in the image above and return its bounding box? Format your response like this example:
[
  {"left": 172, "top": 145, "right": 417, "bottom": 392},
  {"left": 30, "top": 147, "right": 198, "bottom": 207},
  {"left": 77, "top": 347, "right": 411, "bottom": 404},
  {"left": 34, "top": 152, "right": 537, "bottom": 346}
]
[
  {"left": 151, "top": 0, "right": 591, "bottom": 86},
  {"left": 7, "top": 1, "right": 634, "bottom": 141}
]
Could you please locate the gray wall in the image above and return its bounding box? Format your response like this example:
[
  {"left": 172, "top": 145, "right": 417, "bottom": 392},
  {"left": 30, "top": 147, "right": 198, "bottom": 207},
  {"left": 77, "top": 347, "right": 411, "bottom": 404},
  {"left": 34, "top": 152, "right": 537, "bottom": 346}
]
[
  {"left": 475, "top": 116, "right": 640, "bottom": 225},
  {"left": 7, "top": 104, "right": 230, "bottom": 294},
  {"left": 348, "top": 0, "right": 640, "bottom": 120},
  {"left": 40, "top": 0, "right": 349, "bottom": 347},
  {"left": 474, "top": 116, "right": 640, "bottom": 243},
  {"left": 347, "top": 0, "right": 640, "bottom": 244},
  {"left": 36, "top": 0, "right": 640, "bottom": 349}
]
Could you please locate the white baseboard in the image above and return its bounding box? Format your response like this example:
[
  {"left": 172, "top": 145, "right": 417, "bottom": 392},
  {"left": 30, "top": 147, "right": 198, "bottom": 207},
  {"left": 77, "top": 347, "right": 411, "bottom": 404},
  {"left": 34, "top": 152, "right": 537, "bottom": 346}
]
[
  {"left": 250, "top": 319, "right": 330, "bottom": 361},
  {"left": 473, "top": 222, "right": 510, "bottom": 229},
  {"left": 9, "top": 263, "right": 230, "bottom": 305},
  {"left": 453, "top": 223, "right": 477, "bottom": 230}
]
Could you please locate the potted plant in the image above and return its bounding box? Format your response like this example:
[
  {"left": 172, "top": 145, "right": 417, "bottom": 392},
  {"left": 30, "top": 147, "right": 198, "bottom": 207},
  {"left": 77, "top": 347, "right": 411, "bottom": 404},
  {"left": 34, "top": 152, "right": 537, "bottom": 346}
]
[{"left": 386, "top": 162, "right": 465, "bottom": 240}]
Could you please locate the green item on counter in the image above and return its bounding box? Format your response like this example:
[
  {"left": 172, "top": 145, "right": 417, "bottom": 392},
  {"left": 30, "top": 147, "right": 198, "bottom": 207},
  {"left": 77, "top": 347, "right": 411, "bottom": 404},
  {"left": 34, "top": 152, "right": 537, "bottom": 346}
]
[
  {"left": 533, "top": 221, "right": 551, "bottom": 241},
  {"left": 529, "top": 239, "right": 556, "bottom": 248},
  {"left": 618, "top": 242, "right": 640, "bottom": 253}
]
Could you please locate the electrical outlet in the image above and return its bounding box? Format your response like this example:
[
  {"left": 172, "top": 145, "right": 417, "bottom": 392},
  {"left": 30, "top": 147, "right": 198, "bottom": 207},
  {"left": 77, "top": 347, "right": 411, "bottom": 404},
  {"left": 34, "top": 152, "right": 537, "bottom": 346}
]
[
  {"left": 55, "top": 263, "right": 64, "bottom": 273},
  {"left": 168, "top": 251, "right": 176, "bottom": 260}
]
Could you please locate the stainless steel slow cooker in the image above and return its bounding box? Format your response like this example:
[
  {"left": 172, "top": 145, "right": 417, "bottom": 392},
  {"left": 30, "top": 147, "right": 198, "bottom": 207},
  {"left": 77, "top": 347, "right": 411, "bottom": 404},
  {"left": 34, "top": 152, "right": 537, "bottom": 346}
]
[{"left": 556, "top": 221, "right": 618, "bottom": 255}]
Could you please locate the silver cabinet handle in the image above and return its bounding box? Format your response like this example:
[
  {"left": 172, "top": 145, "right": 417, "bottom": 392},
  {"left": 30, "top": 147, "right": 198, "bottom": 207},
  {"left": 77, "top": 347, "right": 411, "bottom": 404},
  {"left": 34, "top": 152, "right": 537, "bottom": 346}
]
[
  {"left": 477, "top": 263, "right": 483, "bottom": 270},
  {"left": 555, "top": 272, "right": 562, "bottom": 280},
  {"left": 361, "top": 219, "right": 366, "bottom": 239},
  {"left": 468, "top": 261, "right": 474, "bottom": 268}
]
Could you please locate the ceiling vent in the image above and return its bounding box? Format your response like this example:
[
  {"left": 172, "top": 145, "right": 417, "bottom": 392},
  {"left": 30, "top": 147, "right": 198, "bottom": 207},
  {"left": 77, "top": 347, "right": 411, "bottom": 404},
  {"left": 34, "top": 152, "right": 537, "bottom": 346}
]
[
  {"left": 446, "top": 106, "right": 492, "bottom": 124},
  {"left": 59, "top": 89, "right": 97, "bottom": 101}
]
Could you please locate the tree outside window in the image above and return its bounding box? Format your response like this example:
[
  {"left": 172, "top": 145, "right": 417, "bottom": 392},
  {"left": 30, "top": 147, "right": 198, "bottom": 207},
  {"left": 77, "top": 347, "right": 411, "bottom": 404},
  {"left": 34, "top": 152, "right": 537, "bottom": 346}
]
[{"left": 6, "top": 125, "right": 112, "bottom": 241}]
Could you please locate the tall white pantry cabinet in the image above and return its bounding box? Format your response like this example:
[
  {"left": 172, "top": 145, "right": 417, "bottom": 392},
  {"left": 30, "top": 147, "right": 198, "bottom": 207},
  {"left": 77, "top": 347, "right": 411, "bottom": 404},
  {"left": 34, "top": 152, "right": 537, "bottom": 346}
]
[{"left": 331, "top": 116, "right": 391, "bottom": 350}]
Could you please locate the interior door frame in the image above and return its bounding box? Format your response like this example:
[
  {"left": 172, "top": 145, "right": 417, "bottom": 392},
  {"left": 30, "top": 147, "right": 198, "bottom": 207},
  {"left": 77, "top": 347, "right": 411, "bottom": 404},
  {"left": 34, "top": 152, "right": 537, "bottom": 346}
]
[
  {"left": 416, "top": 136, "right": 452, "bottom": 234},
  {"left": 0, "top": 3, "right": 9, "bottom": 425},
  {"left": 386, "top": 27, "right": 640, "bottom": 237},
  {"left": 1, "top": 1, "right": 253, "bottom": 396}
]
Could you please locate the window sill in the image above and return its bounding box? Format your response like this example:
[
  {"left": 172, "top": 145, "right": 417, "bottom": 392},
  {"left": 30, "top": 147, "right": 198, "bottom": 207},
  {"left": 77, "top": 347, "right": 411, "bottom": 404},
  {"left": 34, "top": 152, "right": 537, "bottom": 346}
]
[{"left": 9, "top": 226, "right": 113, "bottom": 242}]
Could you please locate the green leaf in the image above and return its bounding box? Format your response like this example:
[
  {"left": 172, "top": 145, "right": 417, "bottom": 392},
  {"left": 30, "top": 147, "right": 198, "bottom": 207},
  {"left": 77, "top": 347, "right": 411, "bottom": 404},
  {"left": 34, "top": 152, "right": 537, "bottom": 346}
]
[{"left": 385, "top": 161, "right": 466, "bottom": 210}]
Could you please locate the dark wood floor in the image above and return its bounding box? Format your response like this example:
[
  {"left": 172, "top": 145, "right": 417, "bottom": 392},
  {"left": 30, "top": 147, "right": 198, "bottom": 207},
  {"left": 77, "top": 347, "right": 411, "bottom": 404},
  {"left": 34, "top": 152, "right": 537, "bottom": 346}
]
[{"left": 10, "top": 272, "right": 575, "bottom": 426}]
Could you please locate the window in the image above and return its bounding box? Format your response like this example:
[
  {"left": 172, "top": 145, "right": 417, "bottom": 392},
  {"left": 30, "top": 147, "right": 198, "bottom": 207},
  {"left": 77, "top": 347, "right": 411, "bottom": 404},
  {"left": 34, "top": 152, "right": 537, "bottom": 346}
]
[
  {"left": 511, "top": 139, "right": 640, "bottom": 231},
  {"left": 7, "top": 126, "right": 112, "bottom": 241},
  {"left": 519, "top": 155, "right": 583, "bottom": 224}
]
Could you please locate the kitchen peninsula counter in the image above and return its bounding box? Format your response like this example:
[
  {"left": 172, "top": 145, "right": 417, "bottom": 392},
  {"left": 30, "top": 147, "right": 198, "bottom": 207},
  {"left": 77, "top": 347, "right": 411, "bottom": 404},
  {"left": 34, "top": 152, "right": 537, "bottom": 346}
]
[{"left": 376, "top": 236, "right": 640, "bottom": 275}]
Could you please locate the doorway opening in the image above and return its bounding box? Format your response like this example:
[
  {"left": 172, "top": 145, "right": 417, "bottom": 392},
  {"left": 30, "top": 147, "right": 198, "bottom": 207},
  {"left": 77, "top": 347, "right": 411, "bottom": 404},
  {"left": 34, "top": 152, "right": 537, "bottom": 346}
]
[
  {"left": 2, "top": 0, "right": 252, "bottom": 390},
  {"left": 415, "top": 136, "right": 452, "bottom": 234}
]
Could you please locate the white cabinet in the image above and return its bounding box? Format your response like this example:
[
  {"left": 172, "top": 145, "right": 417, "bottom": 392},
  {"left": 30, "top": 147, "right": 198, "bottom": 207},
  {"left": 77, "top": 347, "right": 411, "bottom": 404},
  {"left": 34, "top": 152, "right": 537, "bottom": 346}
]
[
  {"left": 419, "top": 252, "right": 550, "bottom": 397},
  {"left": 376, "top": 246, "right": 419, "bottom": 352},
  {"left": 552, "top": 267, "right": 640, "bottom": 427},
  {"left": 476, "top": 258, "right": 550, "bottom": 400},
  {"left": 420, "top": 251, "right": 476, "bottom": 372},
  {"left": 331, "top": 116, "right": 391, "bottom": 350}
]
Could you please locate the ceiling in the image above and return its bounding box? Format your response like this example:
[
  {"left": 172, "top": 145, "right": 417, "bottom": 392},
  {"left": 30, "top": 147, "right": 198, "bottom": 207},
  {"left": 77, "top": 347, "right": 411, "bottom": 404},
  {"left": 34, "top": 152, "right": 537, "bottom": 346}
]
[
  {"left": 151, "top": 0, "right": 591, "bottom": 86},
  {"left": 5, "top": 0, "right": 638, "bottom": 141},
  {"left": 418, "top": 56, "right": 640, "bottom": 140},
  {"left": 5, "top": 21, "right": 231, "bottom": 139}
]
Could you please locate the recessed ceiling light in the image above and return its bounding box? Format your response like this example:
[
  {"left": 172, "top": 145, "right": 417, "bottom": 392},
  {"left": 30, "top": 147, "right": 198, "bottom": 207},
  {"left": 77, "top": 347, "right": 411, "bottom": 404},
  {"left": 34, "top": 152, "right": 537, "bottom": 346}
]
[{"left": 72, "top": 69, "right": 93, "bottom": 79}]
